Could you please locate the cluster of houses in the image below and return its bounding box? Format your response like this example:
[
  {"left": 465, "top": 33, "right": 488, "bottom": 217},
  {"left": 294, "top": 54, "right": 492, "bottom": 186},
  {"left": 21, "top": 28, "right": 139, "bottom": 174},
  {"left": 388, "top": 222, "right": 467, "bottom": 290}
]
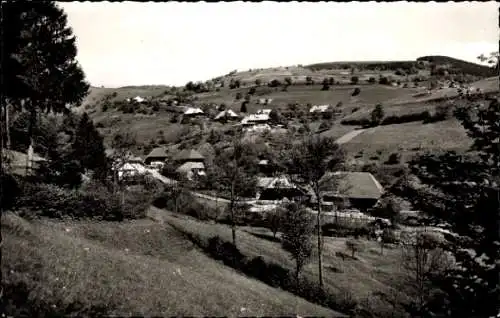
[{"left": 114, "top": 145, "right": 385, "bottom": 212}]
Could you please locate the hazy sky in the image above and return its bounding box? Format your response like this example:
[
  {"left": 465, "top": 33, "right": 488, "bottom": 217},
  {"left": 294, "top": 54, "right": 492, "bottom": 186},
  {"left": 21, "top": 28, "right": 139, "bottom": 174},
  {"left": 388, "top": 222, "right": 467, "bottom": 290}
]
[{"left": 59, "top": 1, "right": 499, "bottom": 88}]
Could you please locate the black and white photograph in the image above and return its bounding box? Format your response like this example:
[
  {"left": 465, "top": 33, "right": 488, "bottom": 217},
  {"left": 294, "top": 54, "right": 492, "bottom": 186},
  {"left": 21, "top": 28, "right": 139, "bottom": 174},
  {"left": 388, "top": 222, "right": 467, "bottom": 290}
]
[{"left": 1, "top": 1, "right": 499, "bottom": 317}]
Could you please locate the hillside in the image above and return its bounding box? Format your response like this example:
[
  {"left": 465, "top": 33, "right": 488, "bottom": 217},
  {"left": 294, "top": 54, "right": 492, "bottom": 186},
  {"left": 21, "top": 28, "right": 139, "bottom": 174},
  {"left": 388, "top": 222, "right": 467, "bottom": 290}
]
[
  {"left": 3, "top": 212, "right": 341, "bottom": 316},
  {"left": 72, "top": 55, "right": 497, "bottom": 171}
]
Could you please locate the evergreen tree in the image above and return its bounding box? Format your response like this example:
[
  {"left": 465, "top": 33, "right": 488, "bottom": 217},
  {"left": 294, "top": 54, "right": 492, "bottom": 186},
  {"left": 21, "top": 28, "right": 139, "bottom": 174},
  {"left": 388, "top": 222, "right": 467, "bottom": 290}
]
[
  {"left": 71, "top": 113, "right": 108, "bottom": 179},
  {"left": 2, "top": 2, "right": 89, "bottom": 166}
]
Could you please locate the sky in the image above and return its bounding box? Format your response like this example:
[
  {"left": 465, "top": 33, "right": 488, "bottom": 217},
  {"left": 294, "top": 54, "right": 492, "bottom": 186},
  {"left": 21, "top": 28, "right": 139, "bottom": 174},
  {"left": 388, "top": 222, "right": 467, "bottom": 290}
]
[{"left": 59, "top": 1, "right": 499, "bottom": 88}]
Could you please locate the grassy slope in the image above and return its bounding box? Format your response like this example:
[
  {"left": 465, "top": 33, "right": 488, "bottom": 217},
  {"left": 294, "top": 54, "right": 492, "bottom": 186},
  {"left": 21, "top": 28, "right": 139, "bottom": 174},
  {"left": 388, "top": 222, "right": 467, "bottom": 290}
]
[
  {"left": 342, "top": 118, "right": 472, "bottom": 162},
  {"left": 3, "top": 212, "right": 339, "bottom": 317},
  {"left": 151, "top": 208, "right": 413, "bottom": 316},
  {"left": 79, "top": 57, "right": 497, "bottom": 159}
]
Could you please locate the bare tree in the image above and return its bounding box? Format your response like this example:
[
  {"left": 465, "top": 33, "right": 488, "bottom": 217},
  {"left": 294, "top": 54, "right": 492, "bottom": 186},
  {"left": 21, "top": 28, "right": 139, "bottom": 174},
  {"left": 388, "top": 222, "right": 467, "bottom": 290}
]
[
  {"left": 280, "top": 202, "right": 314, "bottom": 283},
  {"left": 400, "top": 231, "right": 453, "bottom": 308},
  {"left": 345, "top": 239, "right": 365, "bottom": 258},
  {"left": 281, "top": 134, "right": 345, "bottom": 289},
  {"left": 211, "top": 136, "right": 258, "bottom": 246}
]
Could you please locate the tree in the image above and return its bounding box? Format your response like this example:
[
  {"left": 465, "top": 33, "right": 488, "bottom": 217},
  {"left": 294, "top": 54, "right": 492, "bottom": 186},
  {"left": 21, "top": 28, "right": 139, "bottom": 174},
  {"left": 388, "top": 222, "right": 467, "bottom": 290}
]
[
  {"left": 321, "top": 78, "right": 330, "bottom": 91},
  {"left": 400, "top": 231, "right": 451, "bottom": 309},
  {"left": 281, "top": 202, "right": 314, "bottom": 282},
  {"left": 282, "top": 135, "right": 346, "bottom": 289},
  {"left": 350, "top": 76, "right": 359, "bottom": 85},
  {"left": 397, "top": 97, "right": 500, "bottom": 316},
  {"left": 371, "top": 104, "right": 385, "bottom": 125},
  {"left": 266, "top": 207, "right": 285, "bottom": 238},
  {"left": 2, "top": 2, "right": 90, "bottom": 172},
  {"left": 240, "top": 101, "right": 248, "bottom": 113},
  {"left": 373, "top": 196, "right": 401, "bottom": 226},
  {"left": 212, "top": 137, "right": 258, "bottom": 246},
  {"left": 345, "top": 239, "right": 365, "bottom": 258},
  {"left": 71, "top": 112, "right": 108, "bottom": 180}
]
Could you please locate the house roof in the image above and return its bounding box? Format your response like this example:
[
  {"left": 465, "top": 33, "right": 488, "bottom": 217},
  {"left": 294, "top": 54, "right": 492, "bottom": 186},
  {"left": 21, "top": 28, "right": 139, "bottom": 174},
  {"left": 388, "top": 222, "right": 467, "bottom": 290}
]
[
  {"left": 184, "top": 107, "right": 204, "bottom": 115},
  {"left": 257, "top": 176, "right": 297, "bottom": 189},
  {"left": 176, "top": 161, "right": 205, "bottom": 173},
  {"left": 320, "top": 171, "right": 384, "bottom": 200},
  {"left": 214, "top": 109, "right": 239, "bottom": 120},
  {"left": 174, "top": 149, "right": 205, "bottom": 161},
  {"left": 309, "top": 105, "right": 331, "bottom": 113},
  {"left": 146, "top": 147, "right": 168, "bottom": 159},
  {"left": 116, "top": 162, "right": 148, "bottom": 173},
  {"left": 257, "top": 109, "right": 272, "bottom": 115},
  {"left": 241, "top": 114, "right": 270, "bottom": 125}
]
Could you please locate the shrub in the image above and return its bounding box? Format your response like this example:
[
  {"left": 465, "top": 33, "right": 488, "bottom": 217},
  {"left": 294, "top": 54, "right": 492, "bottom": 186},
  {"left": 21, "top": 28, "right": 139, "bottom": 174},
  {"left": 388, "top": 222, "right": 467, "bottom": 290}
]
[
  {"left": 351, "top": 87, "right": 361, "bottom": 96},
  {"left": 351, "top": 76, "right": 359, "bottom": 85},
  {"left": 16, "top": 182, "right": 154, "bottom": 221},
  {"left": 380, "top": 111, "right": 431, "bottom": 125},
  {"left": 386, "top": 152, "right": 401, "bottom": 164},
  {"left": 235, "top": 92, "right": 242, "bottom": 100},
  {"left": 367, "top": 77, "right": 376, "bottom": 84},
  {"left": 379, "top": 77, "right": 390, "bottom": 85},
  {"left": 351, "top": 107, "right": 360, "bottom": 113}
]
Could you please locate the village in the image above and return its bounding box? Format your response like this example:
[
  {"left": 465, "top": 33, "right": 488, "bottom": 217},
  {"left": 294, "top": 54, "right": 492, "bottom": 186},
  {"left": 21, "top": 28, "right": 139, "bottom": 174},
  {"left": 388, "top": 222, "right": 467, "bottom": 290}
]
[{"left": 2, "top": 2, "right": 498, "bottom": 318}]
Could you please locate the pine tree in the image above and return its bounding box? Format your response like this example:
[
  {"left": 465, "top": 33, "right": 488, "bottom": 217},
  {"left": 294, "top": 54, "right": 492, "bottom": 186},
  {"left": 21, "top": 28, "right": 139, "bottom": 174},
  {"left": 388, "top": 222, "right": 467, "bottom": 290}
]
[
  {"left": 2, "top": 2, "right": 89, "bottom": 168},
  {"left": 71, "top": 113, "right": 108, "bottom": 180}
]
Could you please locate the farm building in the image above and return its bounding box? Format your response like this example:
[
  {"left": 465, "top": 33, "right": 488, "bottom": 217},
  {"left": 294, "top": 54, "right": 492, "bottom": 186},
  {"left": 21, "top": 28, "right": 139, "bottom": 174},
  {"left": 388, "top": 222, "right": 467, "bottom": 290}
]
[
  {"left": 144, "top": 147, "right": 168, "bottom": 166},
  {"left": 241, "top": 114, "right": 270, "bottom": 126},
  {"left": 173, "top": 149, "right": 205, "bottom": 164},
  {"left": 214, "top": 109, "right": 239, "bottom": 121},
  {"left": 174, "top": 149, "right": 205, "bottom": 180},
  {"left": 183, "top": 107, "right": 204, "bottom": 117},
  {"left": 310, "top": 171, "right": 384, "bottom": 211},
  {"left": 256, "top": 176, "right": 308, "bottom": 201},
  {"left": 309, "top": 105, "right": 331, "bottom": 113}
]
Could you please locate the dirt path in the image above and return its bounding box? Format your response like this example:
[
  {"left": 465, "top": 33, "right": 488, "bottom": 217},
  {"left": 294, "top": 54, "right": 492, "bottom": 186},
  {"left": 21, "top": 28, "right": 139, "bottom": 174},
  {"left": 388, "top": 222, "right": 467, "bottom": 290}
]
[{"left": 335, "top": 128, "right": 366, "bottom": 144}]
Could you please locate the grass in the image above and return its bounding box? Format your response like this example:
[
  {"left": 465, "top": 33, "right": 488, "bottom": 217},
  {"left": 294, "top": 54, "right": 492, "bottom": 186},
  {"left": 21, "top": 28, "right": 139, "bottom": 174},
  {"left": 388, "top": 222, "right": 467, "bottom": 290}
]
[
  {"left": 3, "top": 212, "right": 340, "bottom": 317},
  {"left": 342, "top": 118, "right": 472, "bottom": 162},
  {"left": 152, "top": 208, "right": 414, "bottom": 316}
]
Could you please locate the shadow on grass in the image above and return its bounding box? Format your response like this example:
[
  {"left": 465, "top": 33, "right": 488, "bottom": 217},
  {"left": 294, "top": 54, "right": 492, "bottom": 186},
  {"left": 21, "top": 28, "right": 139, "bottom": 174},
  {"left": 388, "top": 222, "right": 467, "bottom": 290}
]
[
  {"left": 243, "top": 230, "right": 282, "bottom": 243},
  {"left": 165, "top": 221, "right": 355, "bottom": 317}
]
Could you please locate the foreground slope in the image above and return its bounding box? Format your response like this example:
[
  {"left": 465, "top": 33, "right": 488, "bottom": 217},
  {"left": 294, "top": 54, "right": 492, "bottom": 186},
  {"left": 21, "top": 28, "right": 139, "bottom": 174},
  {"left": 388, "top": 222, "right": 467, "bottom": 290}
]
[{"left": 3, "top": 213, "right": 341, "bottom": 317}]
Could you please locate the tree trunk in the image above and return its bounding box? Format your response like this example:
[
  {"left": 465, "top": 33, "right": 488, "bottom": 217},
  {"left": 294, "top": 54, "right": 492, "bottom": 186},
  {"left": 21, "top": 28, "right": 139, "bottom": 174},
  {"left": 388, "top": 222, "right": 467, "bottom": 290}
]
[
  {"left": 230, "top": 181, "right": 236, "bottom": 246},
  {"left": 295, "top": 262, "right": 300, "bottom": 285},
  {"left": 5, "top": 104, "right": 10, "bottom": 150},
  {"left": 0, "top": 100, "right": 4, "bottom": 303},
  {"left": 25, "top": 109, "right": 37, "bottom": 178},
  {"left": 315, "top": 189, "right": 324, "bottom": 290}
]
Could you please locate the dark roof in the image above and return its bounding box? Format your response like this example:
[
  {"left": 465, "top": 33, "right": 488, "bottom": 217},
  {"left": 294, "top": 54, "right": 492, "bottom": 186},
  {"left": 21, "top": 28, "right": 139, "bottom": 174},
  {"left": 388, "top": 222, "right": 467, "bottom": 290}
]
[
  {"left": 145, "top": 147, "right": 168, "bottom": 159},
  {"left": 174, "top": 149, "right": 205, "bottom": 161}
]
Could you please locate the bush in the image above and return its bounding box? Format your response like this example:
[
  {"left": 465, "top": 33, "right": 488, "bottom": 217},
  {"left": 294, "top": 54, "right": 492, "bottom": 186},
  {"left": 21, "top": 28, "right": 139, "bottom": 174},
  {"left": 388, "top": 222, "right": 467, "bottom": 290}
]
[
  {"left": 351, "top": 76, "right": 359, "bottom": 85},
  {"left": 379, "top": 77, "right": 390, "bottom": 85},
  {"left": 16, "top": 182, "right": 154, "bottom": 221},
  {"left": 367, "top": 77, "right": 376, "bottom": 84},
  {"left": 380, "top": 111, "right": 431, "bottom": 125},
  {"left": 351, "top": 87, "right": 361, "bottom": 96},
  {"left": 386, "top": 152, "right": 401, "bottom": 164}
]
